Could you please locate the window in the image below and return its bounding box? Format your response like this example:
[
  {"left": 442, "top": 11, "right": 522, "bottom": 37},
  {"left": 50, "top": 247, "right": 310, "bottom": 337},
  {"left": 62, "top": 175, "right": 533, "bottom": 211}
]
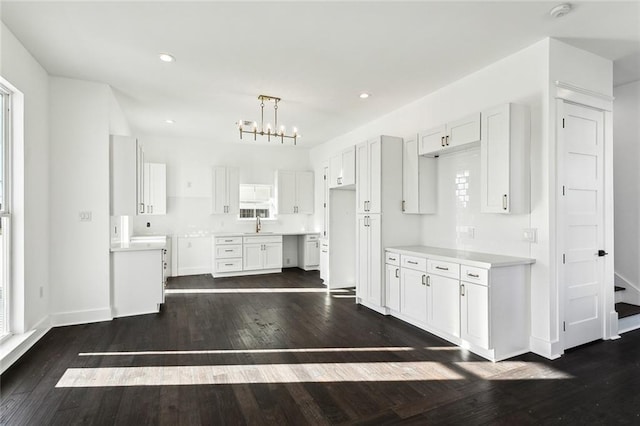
[
  {"left": 0, "top": 84, "right": 10, "bottom": 339},
  {"left": 239, "top": 184, "right": 274, "bottom": 219}
]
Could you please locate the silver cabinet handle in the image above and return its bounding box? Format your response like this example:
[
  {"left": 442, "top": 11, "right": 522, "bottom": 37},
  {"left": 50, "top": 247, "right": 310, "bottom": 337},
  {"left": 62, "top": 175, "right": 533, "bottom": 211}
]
[
  {"left": 407, "top": 260, "right": 418, "bottom": 265},
  {"left": 224, "top": 249, "right": 233, "bottom": 252},
  {"left": 139, "top": 203, "right": 145, "bottom": 214},
  {"left": 426, "top": 275, "right": 431, "bottom": 286},
  {"left": 467, "top": 273, "right": 480, "bottom": 278},
  {"left": 435, "top": 266, "right": 449, "bottom": 271},
  {"left": 224, "top": 239, "right": 233, "bottom": 242},
  {"left": 402, "top": 200, "right": 405, "bottom": 212},
  {"left": 388, "top": 257, "right": 396, "bottom": 261},
  {"left": 441, "top": 136, "right": 445, "bottom": 147},
  {"left": 225, "top": 263, "right": 234, "bottom": 266},
  {"left": 445, "top": 135, "right": 450, "bottom": 146},
  {"left": 421, "top": 274, "right": 426, "bottom": 286},
  {"left": 461, "top": 284, "right": 465, "bottom": 296},
  {"left": 395, "top": 268, "right": 399, "bottom": 278},
  {"left": 502, "top": 194, "right": 508, "bottom": 210}
]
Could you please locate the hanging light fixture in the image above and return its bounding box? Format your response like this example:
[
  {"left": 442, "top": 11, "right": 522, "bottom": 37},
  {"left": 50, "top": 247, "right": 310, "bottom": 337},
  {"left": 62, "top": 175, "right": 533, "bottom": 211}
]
[{"left": 237, "top": 95, "right": 300, "bottom": 145}]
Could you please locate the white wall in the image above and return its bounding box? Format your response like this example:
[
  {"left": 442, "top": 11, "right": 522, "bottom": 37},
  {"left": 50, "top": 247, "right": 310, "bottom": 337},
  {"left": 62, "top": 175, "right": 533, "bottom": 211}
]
[
  {"left": 49, "top": 77, "right": 114, "bottom": 325},
  {"left": 131, "top": 136, "right": 316, "bottom": 236},
  {"left": 0, "top": 22, "right": 50, "bottom": 332},
  {"left": 613, "top": 80, "right": 640, "bottom": 292}
]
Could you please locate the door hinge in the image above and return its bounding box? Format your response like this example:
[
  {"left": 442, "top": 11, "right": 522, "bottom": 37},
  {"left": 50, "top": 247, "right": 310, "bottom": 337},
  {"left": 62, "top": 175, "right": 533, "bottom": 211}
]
[
  {"left": 562, "top": 118, "right": 565, "bottom": 128},
  {"left": 562, "top": 253, "right": 566, "bottom": 264},
  {"left": 563, "top": 321, "right": 566, "bottom": 332}
]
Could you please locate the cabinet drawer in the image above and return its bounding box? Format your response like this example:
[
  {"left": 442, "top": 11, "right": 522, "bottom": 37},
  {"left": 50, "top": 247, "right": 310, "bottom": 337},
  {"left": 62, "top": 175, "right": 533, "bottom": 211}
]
[
  {"left": 215, "top": 258, "right": 242, "bottom": 272},
  {"left": 427, "top": 259, "right": 460, "bottom": 279},
  {"left": 306, "top": 234, "right": 320, "bottom": 241},
  {"left": 385, "top": 251, "right": 400, "bottom": 266},
  {"left": 243, "top": 235, "right": 283, "bottom": 244},
  {"left": 461, "top": 265, "right": 488, "bottom": 286},
  {"left": 401, "top": 255, "right": 427, "bottom": 271},
  {"left": 215, "top": 244, "right": 242, "bottom": 259},
  {"left": 215, "top": 236, "right": 242, "bottom": 245}
]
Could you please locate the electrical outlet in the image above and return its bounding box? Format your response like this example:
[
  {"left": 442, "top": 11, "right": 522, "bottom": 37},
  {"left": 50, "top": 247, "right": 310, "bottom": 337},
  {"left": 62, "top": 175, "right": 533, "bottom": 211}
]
[
  {"left": 146, "top": 222, "right": 151, "bottom": 228},
  {"left": 79, "top": 211, "right": 92, "bottom": 222},
  {"left": 523, "top": 228, "right": 537, "bottom": 243},
  {"left": 286, "top": 258, "right": 290, "bottom": 265}
]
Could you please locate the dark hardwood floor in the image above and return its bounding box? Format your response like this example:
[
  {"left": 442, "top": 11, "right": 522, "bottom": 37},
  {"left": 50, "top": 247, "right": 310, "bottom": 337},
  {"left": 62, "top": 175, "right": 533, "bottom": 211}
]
[{"left": 2, "top": 269, "right": 640, "bottom": 425}]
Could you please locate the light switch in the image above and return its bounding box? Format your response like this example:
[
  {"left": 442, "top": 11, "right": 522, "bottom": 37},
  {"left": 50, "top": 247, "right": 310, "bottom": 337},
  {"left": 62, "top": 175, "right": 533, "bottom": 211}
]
[
  {"left": 79, "top": 211, "right": 92, "bottom": 222},
  {"left": 523, "top": 228, "right": 537, "bottom": 243}
]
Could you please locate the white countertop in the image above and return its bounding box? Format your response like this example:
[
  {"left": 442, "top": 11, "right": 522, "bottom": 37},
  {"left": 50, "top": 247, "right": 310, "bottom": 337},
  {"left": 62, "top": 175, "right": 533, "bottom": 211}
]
[
  {"left": 110, "top": 241, "right": 167, "bottom": 252},
  {"left": 386, "top": 245, "right": 535, "bottom": 268},
  {"left": 212, "top": 231, "right": 321, "bottom": 237}
]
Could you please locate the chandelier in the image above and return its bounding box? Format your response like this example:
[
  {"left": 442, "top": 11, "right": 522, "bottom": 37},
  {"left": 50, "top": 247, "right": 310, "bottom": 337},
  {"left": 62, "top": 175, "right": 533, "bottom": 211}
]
[{"left": 237, "top": 95, "right": 299, "bottom": 145}]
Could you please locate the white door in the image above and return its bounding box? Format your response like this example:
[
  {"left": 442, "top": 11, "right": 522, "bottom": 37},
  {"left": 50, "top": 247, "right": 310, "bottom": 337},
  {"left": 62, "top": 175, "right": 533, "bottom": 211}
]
[
  {"left": 560, "top": 101, "right": 605, "bottom": 350},
  {"left": 460, "top": 281, "right": 489, "bottom": 349},
  {"left": 428, "top": 274, "right": 460, "bottom": 337},
  {"left": 403, "top": 134, "right": 419, "bottom": 214},
  {"left": 418, "top": 125, "right": 445, "bottom": 156},
  {"left": 386, "top": 264, "right": 400, "bottom": 311},
  {"left": 243, "top": 243, "right": 263, "bottom": 271},
  {"left": 367, "top": 139, "right": 382, "bottom": 214},
  {"left": 296, "top": 171, "right": 314, "bottom": 214},
  {"left": 401, "top": 268, "right": 427, "bottom": 324},
  {"left": 356, "top": 142, "right": 369, "bottom": 213},
  {"left": 355, "top": 215, "right": 369, "bottom": 300},
  {"left": 263, "top": 243, "right": 283, "bottom": 269},
  {"left": 277, "top": 170, "right": 297, "bottom": 214}
]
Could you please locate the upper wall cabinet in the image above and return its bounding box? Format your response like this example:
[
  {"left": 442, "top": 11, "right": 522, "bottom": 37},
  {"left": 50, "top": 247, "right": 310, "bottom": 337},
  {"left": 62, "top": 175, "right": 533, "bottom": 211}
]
[
  {"left": 329, "top": 146, "right": 356, "bottom": 189},
  {"left": 110, "top": 135, "right": 144, "bottom": 216},
  {"left": 211, "top": 166, "right": 239, "bottom": 214},
  {"left": 402, "top": 134, "right": 436, "bottom": 214},
  {"left": 419, "top": 113, "right": 481, "bottom": 157},
  {"left": 142, "top": 163, "right": 167, "bottom": 215},
  {"left": 276, "top": 170, "right": 314, "bottom": 214},
  {"left": 480, "top": 103, "right": 530, "bottom": 214}
]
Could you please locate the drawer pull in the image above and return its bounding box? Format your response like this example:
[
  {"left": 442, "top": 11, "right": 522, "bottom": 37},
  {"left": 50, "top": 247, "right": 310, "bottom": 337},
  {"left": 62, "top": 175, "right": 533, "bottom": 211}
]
[
  {"left": 224, "top": 239, "right": 233, "bottom": 242},
  {"left": 388, "top": 257, "right": 396, "bottom": 261},
  {"left": 407, "top": 260, "right": 418, "bottom": 265},
  {"left": 225, "top": 263, "right": 234, "bottom": 266},
  {"left": 224, "top": 249, "right": 234, "bottom": 252},
  {"left": 435, "top": 266, "right": 449, "bottom": 271},
  {"left": 467, "top": 273, "right": 480, "bottom": 278}
]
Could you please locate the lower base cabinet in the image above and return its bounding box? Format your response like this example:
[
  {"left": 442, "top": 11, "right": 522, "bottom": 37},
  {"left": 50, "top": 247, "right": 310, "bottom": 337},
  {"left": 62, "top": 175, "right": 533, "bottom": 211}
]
[
  {"left": 111, "top": 249, "right": 164, "bottom": 318},
  {"left": 385, "top": 248, "right": 532, "bottom": 362}
]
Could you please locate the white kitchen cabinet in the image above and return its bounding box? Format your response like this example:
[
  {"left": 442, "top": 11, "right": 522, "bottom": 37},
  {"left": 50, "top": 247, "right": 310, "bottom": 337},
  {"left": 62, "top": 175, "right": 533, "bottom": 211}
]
[
  {"left": 402, "top": 134, "right": 437, "bottom": 214},
  {"left": 276, "top": 170, "right": 314, "bottom": 214},
  {"left": 110, "top": 135, "right": 145, "bottom": 216},
  {"left": 356, "top": 138, "right": 381, "bottom": 214},
  {"left": 242, "top": 235, "right": 283, "bottom": 271},
  {"left": 356, "top": 214, "right": 381, "bottom": 306},
  {"left": 298, "top": 234, "right": 320, "bottom": 271},
  {"left": 460, "top": 280, "right": 489, "bottom": 349},
  {"left": 427, "top": 273, "right": 460, "bottom": 338},
  {"left": 211, "top": 166, "right": 239, "bottom": 214},
  {"left": 319, "top": 238, "right": 329, "bottom": 282},
  {"left": 480, "top": 103, "right": 530, "bottom": 214},
  {"left": 329, "top": 146, "right": 356, "bottom": 188},
  {"left": 385, "top": 262, "right": 400, "bottom": 312},
  {"left": 419, "top": 113, "right": 481, "bottom": 157},
  {"left": 177, "top": 235, "right": 212, "bottom": 276},
  {"left": 400, "top": 267, "right": 428, "bottom": 324},
  {"left": 211, "top": 236, "right": 243, "bottom": 277},
  {"left": 111, "top": 248, "right": 164, "bottom": 318},
  {"left": 142, "top": 163, "right": 166, "bottom": 215}
]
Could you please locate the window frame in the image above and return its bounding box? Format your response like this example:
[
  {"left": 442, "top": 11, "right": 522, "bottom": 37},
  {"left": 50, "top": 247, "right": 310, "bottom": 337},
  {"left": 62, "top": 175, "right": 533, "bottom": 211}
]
[
  {"left": 0, "top": 83, "right": 11, "bottom": 340},
  {"left": 237, "top": 183, "right": 276, "bottom": 221}
]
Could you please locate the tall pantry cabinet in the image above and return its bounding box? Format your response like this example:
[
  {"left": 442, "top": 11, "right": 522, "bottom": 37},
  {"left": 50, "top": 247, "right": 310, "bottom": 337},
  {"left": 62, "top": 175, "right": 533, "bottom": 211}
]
[{"left": 355, "top": 135, "right": 422, "bottom": 313}]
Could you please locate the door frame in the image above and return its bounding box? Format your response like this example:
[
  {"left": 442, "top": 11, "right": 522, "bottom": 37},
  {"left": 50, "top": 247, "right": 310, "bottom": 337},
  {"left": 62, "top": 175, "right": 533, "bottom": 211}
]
[{"left": 555, "top": 81, "right": 617, "bottom": 354}]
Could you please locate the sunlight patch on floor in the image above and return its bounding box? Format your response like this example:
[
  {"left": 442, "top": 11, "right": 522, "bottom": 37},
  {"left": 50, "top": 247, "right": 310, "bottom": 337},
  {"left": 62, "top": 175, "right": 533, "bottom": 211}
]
[
  {"left": 455, "top": 361, "right": 574, "bottom": 379},
  {"left": 165, "top": 288, "right": 349, "bottom": 294},
  {"left": 78, "top": 346, "right": 417, "bottom": 357},
  {"left": 56, "top": 361, "right": 466, "bottom": 387}
]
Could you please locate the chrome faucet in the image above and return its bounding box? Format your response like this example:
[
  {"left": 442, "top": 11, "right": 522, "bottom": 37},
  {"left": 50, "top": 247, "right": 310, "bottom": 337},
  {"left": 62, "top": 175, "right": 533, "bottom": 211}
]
[{"left": 256, "top": 215, "right": 262, "bottom": 233}]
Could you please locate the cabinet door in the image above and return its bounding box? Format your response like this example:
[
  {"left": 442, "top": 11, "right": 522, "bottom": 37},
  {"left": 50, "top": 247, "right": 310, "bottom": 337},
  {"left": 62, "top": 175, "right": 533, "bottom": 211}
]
[
  {"left": 277, "top": 170, "right": 297, "bottom": 214},
  {"left": 401, "top": 268, "right": 428, "bottom": 324},
  {"left": 149, "top": 163, "right": 166, "bottom": 215},
  {"left": 368, "top": 215, "right": 382, "bottom": 305},
  {"left": 418, "top": 125, "right": 445, "bottom": 156},
  {"left": 402, "top": 134, "right": 419, "bottom": 214},
  {"left": 329, "top": 154, "right": 342, "bottom": 188},
  {"left": 386, "top": 264, "right": 400, "bottom": 311},
  {"left": 355, "top": 142, "right": 369, "bottom": 213},
  {"left": 263, "top": 243, "right": 283, "bottom": 269},
  {"left": 143, "top": 163, "right": 152, "bottom": 214},
  {"left": 243, "top": 243, "right": 263, "bottom": 271},
  {"left": 341, "top": 146, "right": 356, "bottom": 186},
  {"left": 226, "top": 167, "right": 239, "bottom": 214},
  {"left": 320, "top": 241, "right": 329, "bottom": 281},
  {"left": 211, "top": 166, "right": 228, "bottom": 214},
  {"left": 368, "top": 139, "right": 382, "bottom": 214},
  {"left": 136, "top": 140, "right": 145, "bottom": 214},
  {"left": 355, "top": 215, "right": 369, "bottom": 300},
  {"left": 461, "top": 281, "right": 489, "bottom": 349},
  {"left": 110, "top": 136, "right": 138, "bottom": 216},
  {"left": 295, "top": 171, "right": 314, "bottom": 214},
  {"left": 447, "top": 112, "right": 480, "bottom": 148},
  {"left": 480, "top": 104, "right": 511, "bottom": 213},
  {"left": 305, "top": 240, "right": 320, "bottom": 267},
  {"left": 428, "top": 274, "right": 460, "bottom": 338}
]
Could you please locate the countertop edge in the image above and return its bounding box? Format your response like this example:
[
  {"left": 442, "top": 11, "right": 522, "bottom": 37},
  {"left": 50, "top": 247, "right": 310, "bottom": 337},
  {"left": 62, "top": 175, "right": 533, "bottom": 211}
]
[{"left": 386, "top": 246, "right": 535, "bottom": 268}]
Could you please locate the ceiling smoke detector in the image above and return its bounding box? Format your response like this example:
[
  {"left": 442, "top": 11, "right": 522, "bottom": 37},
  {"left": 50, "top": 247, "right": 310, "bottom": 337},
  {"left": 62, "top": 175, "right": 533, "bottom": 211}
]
[{"left": 549, "top": 3, "right": 572, "bottom": 19}]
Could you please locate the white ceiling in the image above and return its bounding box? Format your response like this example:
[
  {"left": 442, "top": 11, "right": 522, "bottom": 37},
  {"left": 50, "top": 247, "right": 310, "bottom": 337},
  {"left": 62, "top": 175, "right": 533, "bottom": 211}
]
[{"left": 1, "top": 1, "right": 639, "bottom": 147}]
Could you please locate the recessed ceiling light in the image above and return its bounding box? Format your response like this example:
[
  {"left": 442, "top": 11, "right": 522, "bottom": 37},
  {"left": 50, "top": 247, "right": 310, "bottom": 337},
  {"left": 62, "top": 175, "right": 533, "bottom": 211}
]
[
  {"left": 159, "top": 53, "right": 175, "bottom": 63},
  {"left": 359, "top": 93, "right": 370, "bottom": 99},
  {"left": 549, "top": 3, "right": 572, "bottom": 18},
  {"left": 165, "top": 119, "right": 175, "bottom": 124}
]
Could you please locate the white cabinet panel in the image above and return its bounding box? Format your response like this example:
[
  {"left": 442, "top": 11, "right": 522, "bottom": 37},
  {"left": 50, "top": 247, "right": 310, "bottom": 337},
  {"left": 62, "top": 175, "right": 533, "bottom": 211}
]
[
  {"left": 177, "top": 236, "right": 211, "bottom": 276},
  {"left": 305, "top": 240, "right": 320, "bottom": 266},
  {"left": 142, "top": 163, "right": 166, "bottom": 215},
  {"left": 403, "top": 134, "right": 437, "bottom": 214},
  {"left": 428, "top": 274, "right": 460, "bottom": 338},
  {"left": 418, "top": 125, "right": 445, "bottom": 156},
  {"left": 401, "top": 268, "right": 427, "bottom": 324},
  {"left": 296, "top": 171, "right": 314, "bottom": 214},
  {"left": 329, "top": 146, "right": 356, "bottom": 189},
  {"left": 263, "top": 243, "right": 283, "bottom": 269},
  {"left": 356, "top": 142, "right": 369, "bottom": 213},
  {"left": 356, "top": 139, "right": 382, "bottom": 214},
  {"left": 277, "top": 170, "right": 314, "bottom": 214},
  {"left": 110, "top": 135, "right": 144, "bottom": 216},
  {"left": 419, "top": 113, "right": 480, "bottom": 157},
  {"left": 211, "top": 166, "right": 239, "bottom": 214},
  {"left": 461, "top": 281, "right": 490, "bottom": 349},
  {"left": 357, "top": 215, "right": 382, "bottom": 306},
  {"left": 480, "top": 103, "right": 530, "bottom": 214},
  {"left": 243, "top": 244, "right": 263, "bottom": 271},
  {"left": 386, "top": 263, "right": 400, "bottom": 311}
]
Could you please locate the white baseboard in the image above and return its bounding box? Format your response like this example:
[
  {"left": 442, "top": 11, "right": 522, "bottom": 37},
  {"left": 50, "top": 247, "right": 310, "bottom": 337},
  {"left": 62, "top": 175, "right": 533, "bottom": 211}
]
[
  {"left": 619, "top": 314, "right": 640, "bottom": 334},
  {"left": 0, "top": 317, "right": 51, "bottom": 374},
  {"left": 177, "top": 266, "right": 211, "bottom": 276},
  {"left": 49, "top": 308, "right": 113, "bottom": 327},
  {"left": 615, "top": 272, "right": 640, "bottom": 305},
  {"left": 529, "top": 335, "right": 562, "bottom": 360}
]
